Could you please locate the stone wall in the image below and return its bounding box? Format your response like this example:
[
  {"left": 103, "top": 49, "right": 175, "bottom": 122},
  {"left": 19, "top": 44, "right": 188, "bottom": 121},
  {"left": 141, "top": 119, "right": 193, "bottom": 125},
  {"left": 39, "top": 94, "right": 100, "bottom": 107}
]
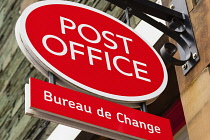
[{"left": 171, "top": 0, "right": 210, "bottom": 139}]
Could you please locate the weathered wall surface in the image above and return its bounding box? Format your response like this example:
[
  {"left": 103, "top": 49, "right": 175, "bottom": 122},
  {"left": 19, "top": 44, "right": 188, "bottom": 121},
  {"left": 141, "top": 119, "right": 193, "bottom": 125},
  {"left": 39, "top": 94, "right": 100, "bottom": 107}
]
[
  {"left": 181, "top": 67, "right": 210, "bottom": 140},
  {"left": 179, "top": 0, "right": 210, "bottom": 139},
  {"left": 0, "top": 0, "right": 140, "bottom": 139},
  {"left": 0, "top": 0, "right": 58, "bottom": 139}
]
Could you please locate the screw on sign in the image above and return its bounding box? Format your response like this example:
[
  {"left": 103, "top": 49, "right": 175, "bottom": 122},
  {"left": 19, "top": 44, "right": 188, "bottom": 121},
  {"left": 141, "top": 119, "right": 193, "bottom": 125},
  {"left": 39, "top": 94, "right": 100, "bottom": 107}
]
[{"left": 15, "top": 1, "right": 168, "bottom": 104}]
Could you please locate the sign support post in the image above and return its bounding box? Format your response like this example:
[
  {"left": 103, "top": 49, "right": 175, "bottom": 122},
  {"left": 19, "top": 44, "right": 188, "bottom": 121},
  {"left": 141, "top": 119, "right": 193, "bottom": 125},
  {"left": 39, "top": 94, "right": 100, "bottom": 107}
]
[
  {"left": 48, "top": 72, "right": 56, "bottom": 84},
  {"left": 140, "top": 102, "right": 147, "bottom": 112},
  {"left": 123, "top": 6, "right": 148, "bottom": 113}
]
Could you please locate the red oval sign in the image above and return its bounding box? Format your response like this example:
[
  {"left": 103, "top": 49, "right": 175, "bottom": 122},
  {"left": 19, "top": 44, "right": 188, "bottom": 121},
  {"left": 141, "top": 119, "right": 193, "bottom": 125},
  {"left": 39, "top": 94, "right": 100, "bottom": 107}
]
[{"left": 16, "top": 1, "right": 167, "bottom": 103}]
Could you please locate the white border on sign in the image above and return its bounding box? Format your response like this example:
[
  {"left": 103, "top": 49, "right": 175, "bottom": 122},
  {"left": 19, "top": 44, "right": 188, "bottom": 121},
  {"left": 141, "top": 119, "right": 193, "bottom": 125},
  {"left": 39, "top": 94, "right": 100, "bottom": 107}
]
[{"left": 17, "top": 1, "right": 168, "bottom": 103}]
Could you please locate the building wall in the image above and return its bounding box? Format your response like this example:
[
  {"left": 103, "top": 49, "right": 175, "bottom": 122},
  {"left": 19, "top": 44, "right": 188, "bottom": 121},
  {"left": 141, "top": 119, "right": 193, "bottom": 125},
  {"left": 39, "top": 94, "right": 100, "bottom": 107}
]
[
  {"left": 172, "top": 0, "right": 210, "bottom": 139},
  {"left": 0, "top": 1, "right": 57, "bottom": 139}
]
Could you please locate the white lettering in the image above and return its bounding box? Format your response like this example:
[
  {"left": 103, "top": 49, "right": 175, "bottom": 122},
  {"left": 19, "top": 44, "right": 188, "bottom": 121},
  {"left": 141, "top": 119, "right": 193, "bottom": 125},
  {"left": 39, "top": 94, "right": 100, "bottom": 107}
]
[
  {"left": 70, "top": 41, "right": 84, "bottom": 60},
  {"left": 133, "top": 60, "right": 151, "bottom": 82},
  {"left": 60, "top": 16, "right": 76, "bottom": 34},
  {"left": 116, "top": 34, "right": 132, "bottom": 54},
  {"left": 42, "top": 35, "right": 67, "bottom": 56},
  {"left": 68, "top": 101, "right": 75, "bottom": 108},
  {"left": 113, "top": 56, "right": 133, "bottom": 77},
  {"left": 42, "top": 17, "right": 152, "bottom": 82},
  {"left": 148, "top": 124, "right": 155, "bottom": 133},
  {"left": 139, "top": 121, "right": 147, "bottom": 129},
  {"left": 124, "top": 114, "right": 131, "bottom": 125},
  {"left": 54, "top": 96, "right": 62, "bottom": 105},
  {"left": 43, "top": 91, "right": 92, "bottom": 114},
  {"left": 97, "top": 107, "right": 104, "bottom": 117},
  {"left": 102, "top": 31, "right": 117, "bottom": 50},
  {"left": 87, "top": 46, "right": 102, "bottom": 65},
  {"left": 116, "top": 112, "right": 124, "bottom": 123},
  {"left": 62, "top": 99, "right": 68, "bottom": 106},
  {"left": 132, "top": 120, "right": 139, "bottom": 127},
  {"left": 105, "top": 111, "right": 112, "bottom": 119},
  {"left": 155, "top": 126, "right": 161, "bottom": 133},
  {"left": 84, "top": 105, "right": 92, "bottom": 114},
  {"left": 116, "top": 112, "right": 161, "bottom": 134},
  {"left": 44, "top": 91, "right": 53, "bottom": 102},
  {"left": 76, "top": 103, "right": 83, "bottom": 111},
  {"left": 104, "top": 51, "right": 111, "bottom": 70},
  {"left": 78, "top": 24, "right": 101, "bottom": 43}
]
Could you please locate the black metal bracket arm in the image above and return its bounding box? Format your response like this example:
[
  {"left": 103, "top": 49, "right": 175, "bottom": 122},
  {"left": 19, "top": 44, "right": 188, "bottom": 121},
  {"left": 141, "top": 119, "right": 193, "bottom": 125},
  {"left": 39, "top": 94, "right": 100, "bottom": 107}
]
[{"left": 106, "top": 0, "right": 199, "bottom": 75}]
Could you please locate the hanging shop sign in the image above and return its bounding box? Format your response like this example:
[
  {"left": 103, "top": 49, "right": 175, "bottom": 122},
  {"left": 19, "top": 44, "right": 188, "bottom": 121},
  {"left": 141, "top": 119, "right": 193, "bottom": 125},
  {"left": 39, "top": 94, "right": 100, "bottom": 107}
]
[
  {"left": 15, "top": 1, "right": 167, "bottom": 103},
  {"left": 25, "top": 78, "right": 173, "bottom": 140}
]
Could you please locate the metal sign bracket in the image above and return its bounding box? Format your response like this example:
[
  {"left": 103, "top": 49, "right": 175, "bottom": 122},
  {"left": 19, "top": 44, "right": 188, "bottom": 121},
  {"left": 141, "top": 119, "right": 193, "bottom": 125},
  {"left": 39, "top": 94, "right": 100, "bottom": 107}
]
[
  {"left": 106, "top": 0, "right": 199, "bottom": 75},
  {"left": 169, "top": 0, "right": 199, "bottom": 74}
]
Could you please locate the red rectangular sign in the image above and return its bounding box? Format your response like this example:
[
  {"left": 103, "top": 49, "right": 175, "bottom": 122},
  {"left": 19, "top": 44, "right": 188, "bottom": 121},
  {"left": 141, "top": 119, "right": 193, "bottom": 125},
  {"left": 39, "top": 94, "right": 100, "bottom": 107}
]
[{"left": 26, "top": 78, "right": 173, "bottom": 140}]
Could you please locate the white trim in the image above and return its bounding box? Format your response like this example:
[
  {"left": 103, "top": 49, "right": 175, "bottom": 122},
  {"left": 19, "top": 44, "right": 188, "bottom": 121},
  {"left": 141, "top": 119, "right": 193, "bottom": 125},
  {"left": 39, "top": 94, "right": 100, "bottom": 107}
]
[{"left": 47, "top": 125, "right": 82, "bottom": 140}]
